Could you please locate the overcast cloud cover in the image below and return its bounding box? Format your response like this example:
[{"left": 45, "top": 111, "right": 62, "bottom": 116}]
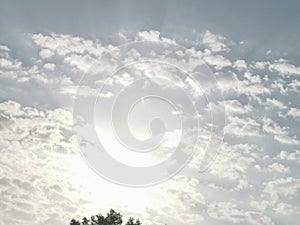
[{"left": 0, "top": 1, "right": 300, "bottom": 225}]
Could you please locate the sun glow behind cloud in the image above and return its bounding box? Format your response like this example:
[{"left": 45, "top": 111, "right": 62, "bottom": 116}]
[
  {"left": 65, "top": 154, "right": 152, "bottom": 213},
  {"left": 0, "top": 29, "right": 299, "bottom": 225}
]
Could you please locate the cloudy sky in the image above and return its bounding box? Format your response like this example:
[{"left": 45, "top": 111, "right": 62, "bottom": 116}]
[{"left": 0, "top": 1, "right": 300, "bottom": 225}]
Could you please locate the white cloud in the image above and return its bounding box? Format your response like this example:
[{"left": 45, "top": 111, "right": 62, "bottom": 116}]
[
  {"left": 265, "top": 98, "right": 287, "bottom": 109},
  {"left": 202, "top": 30, "right": 229, "bottom": 53},
  {"left": 39, "top": 48, "right": 55, "bottom": 59},
  {"left": 1, "top": 30, "right": 300, "bottom": 225},
  {"left": 288, "top": 79, "right": 300, "bottom": 93},
  {"left": 274, "top": 135, "right": 299, "bottom": 145},
  {"left": 267, "top": 163, "right": 290, "bottom": 174},
  {"left": 286, "top": 107, "right": 300, "bottom": 119},
  {"left": 233, "top": 59, "right": 247, "bottom": 71},
  {"left": 252, "top": 61, "right": 270, "bottom": 70},
  {"left": 0, "top": 44, "right": 10, "bottom": 52},
  {"left": 225, "top": 116, "right": 261, "bottom": 137},
  {"left": 114, "top": 72, "right": 134, "bottom": 86},
  {"left": 269, "top": 59, "right": 300, "bottom": 76},
  {"left": 274, "top": 202, "right": 300, "bottom": 215},
  {"left": 137, "top": 30, "right": 160, "bottom": 41},
  {"left": 224, "top": 99, "right": 253, "bottom": 115},
  {"left": 250, "top": 200, "right": 272, "bottom": 211},
  {"left": 277, "top": 150, "right": 300, "bottom": 163},
  {"left": 218, "top": 71, "right": 271, "bottom": 99},
  {"left": 146, "top": 175, "right": 205, "bottom": 224},
  {"left": 271, "top": 79, "right": 288, "bottom": 95},
  {"left": 203, "top": 50, "right": 232, "bottom": 69},
  {"left": 263, "top": 177, "right": 300, "bottom": 202},
  {"left": 262, "top": 117, "right": 299, "bottom": 145},
  {"left": 208, "top": 202, "right": 274, "bottom": 225},
  {"left": 43, "top": 63, "right": 56, "bottom": 71},
  {"left": 0, "top": 100, "right": 79, "bottom": 225},
  {"left": 209, "top": 143, "right": 260, "bottom": 180},
  {"left": 244, "top": 72, "right": 262, "bottom": 84},
  {"left": 0, "top": 53, "right": 22, "bottom": 70}
]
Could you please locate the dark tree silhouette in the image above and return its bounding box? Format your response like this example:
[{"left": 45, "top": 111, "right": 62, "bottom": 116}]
[
  {"left": 70, "top": 209, "right": 142, "bottom": 225},
  {"left": 70, "top": 219, "right": 81, "bottom": 225},
  {"left": 125, "top": 217, "right": 141, "bottom": 225}
]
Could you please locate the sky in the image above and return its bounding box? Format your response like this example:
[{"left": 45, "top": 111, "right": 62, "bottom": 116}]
[{"left": 0, "top": 1, "right": 300, "bottom": 225}]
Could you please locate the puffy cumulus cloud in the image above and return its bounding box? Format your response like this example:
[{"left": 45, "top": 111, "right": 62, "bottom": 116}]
[
  {"left": 137, "top": 30, "right": 161, "bottom": 42},
  {"left": 0, "top": 100, "right": 80, "bottom": 225},
  {"left": 244, "top": 71, "right": 263, "bottom": 84},
  {"left": 274, "top": 202, "right": 300, "bottom": 216},
  {"left": 251, "top": 199, "right": 300, "bottom": 218},
  {"left": 32, "top": 33, "right": 102, "bottom": 57},
  {"left": 135, "top": 31, "right": 176, "bottom": 45},
  {"left": 203, "top": 49, "right": 232, "bottom": 69},
  {"left": 224, "top": 99, "right": 253, "bottom": 115},
  {"left": 39, "top": 48, "right": 55, "bottom": 59},
  {"left": 285, "top": 107, "right": 300, "bottom": 119},
  {"left": 0, "top": 48, "right": 22, "bottom": 73},
  {"left": 207, "top": 201, "right": 275, "bottom": 225},
  {"left": 267, "top": 163, "right": 290, "bottom": 174},
  {"left": 269, "top": 59, "right": 300, "bottom": 76},
  {"left": 262, "top": 117, "right": 299, "bottom": 145},
  {"left": 277, "top": 150, "right": 300, "bottom": 163},
  {"left": 202, "top": 30, "right": 229, "bottom": 53},
  {"left": 233, "top": 59, "right": 248, "bottom": 71},
  {"left": 0, "top": 46, "right": 21, "bottom": 71},
  {"left": 0, "top": 57, "right": 22, "bottom": 70},
  {"left": 43, "top": 63, "right": 56, "bottom": 71},
  {"left": 263, "top": 177, "right": 300, "bottom": 203},
  {"left": 252, "top": 61, "right": 270, "bottom": 70},
  {"left": 225, "top": 116, "right": 261, "bottom": 137},
  {"left": 32, "top": 33, "right": 120, "bottom": 75},
  {"left": 0, "top": 42, "right": 115, "bottom": 109},
  {"left": 0, "top": 47, "right": 66, "bottom": 108},
  {"left": 250, "top": 200, "right": 272, "bottom": 211},
  {"left": 288, "top": 79, "right": 300, "bottom": 93},
  {"left": 208, "top": 143, "right": 260, "bottom": 181},
  {"left": 270, "top": 79, "right": 288, "bottom": 95},
  {"left": 216, "top": 71, "right": 270, "bottom": 100},
  {"left": 0, "top": 100, "right": 74, "bottom": 155}
]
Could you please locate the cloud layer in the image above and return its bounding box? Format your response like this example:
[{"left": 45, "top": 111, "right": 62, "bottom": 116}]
[{"left": 0, "top": 30, "right": 299, "bottom": 225}]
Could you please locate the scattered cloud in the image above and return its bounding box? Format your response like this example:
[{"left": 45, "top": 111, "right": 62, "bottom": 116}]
[
  {"left": 262, "top": 117, "right": 299, "bottom": 145},
  {"left": 267, "top": 163, "right": 290, "bottom": 174},
  {"left": 269, "top": 59, "right": 300, "bottom": 76},
  {"left": 263, "top": 177, "right": 300, "bottom": 203},
  {"left": 277, "top": 150, "right": 300, "bottom": 163},
  {"left": 202, "top": 30, "right": 229, "bottom": 53},
  {"left": 207, "top": 202, "right": 275, "bottom": 225},
  {"left": 203, "top": 49, "right": 232, "bottom": 69},
  {"left": 0, "top": 29, "right": 300, "bottom": 225}
]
